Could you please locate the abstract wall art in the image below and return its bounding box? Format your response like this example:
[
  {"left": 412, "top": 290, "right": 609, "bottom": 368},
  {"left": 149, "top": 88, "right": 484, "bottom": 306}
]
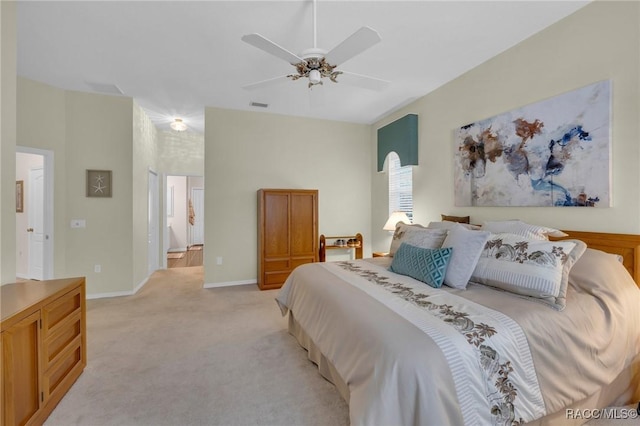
[{"left": 454, "top": 80, "right": 611, "bottom": 207}]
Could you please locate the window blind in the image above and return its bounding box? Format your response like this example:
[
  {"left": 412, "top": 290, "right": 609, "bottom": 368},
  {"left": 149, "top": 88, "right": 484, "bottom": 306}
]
[{"left": 388, "top": 152, "right": 413, "bottom": 220}]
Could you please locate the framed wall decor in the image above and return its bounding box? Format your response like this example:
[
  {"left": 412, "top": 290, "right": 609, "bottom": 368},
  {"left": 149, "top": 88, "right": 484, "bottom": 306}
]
[
  {"left": 454, "top": 80, "right": 611, "bottom": 207},
  {"left": 86, "top": 170, "right": 112, "bottom": 198},
  {"left": 16, "top": 180, "right": 24, "bottom": 212}
]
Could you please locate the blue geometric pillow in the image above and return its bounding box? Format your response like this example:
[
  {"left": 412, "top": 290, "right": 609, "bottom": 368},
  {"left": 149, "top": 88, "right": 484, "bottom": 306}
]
[{"left": 389, "top": 243, "right": 453, "bottom": 288}]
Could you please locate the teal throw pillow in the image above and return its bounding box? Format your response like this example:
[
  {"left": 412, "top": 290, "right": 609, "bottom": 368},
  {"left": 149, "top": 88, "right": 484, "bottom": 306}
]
[{"left": 389, "top": 243, "right": 453, "bottom": 288}]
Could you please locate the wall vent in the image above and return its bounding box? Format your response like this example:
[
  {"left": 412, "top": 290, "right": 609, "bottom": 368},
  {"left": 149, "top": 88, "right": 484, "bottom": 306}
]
[{"left": 250, "top": 101, "right": 269, "bottom": 108}]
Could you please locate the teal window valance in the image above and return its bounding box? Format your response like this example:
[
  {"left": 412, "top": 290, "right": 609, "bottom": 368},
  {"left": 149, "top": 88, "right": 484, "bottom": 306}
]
[{"left": 377, "top": 114, "right": 418, "bottom": 172}]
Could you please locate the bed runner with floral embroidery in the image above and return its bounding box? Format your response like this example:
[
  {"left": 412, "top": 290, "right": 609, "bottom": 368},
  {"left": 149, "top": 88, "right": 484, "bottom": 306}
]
[{"left": 323, "top": 260, "right": 546, "bottom": 426}]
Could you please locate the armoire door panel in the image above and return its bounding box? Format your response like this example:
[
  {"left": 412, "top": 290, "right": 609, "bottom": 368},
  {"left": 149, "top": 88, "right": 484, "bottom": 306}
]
[
  {"left": 263, "top": 193, "right": 290, "bottom": 257},
  {"left": 290, "top": 193, "right": 317, "bottom": 256}
]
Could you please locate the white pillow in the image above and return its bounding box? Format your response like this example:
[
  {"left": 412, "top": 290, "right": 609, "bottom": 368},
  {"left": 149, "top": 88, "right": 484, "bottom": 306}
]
[
  {"left": 389, "top": 223, "right": 447, "bottom": 256},
  {"left": 481, "top": 220, "right": 568, "bottom": 240},
  {"left": 470, "top": 233, "right": 587, "bottom": 310},
  {"left": 441, "top": 224, "right": 491, "bottom": 289}
]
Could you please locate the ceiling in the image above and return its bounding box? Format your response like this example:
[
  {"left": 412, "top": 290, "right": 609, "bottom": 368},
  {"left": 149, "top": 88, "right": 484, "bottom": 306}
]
[{"left": 16, "top": 0, "right": 590, "bottom": 134}]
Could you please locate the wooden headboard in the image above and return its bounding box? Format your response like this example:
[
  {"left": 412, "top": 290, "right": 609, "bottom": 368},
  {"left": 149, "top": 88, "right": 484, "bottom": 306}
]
[{"left": 551, "top": 230, "right": 640, "bottom": 286}]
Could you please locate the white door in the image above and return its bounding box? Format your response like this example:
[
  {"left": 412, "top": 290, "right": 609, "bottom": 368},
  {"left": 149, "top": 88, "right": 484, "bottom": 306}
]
[
  {"left": 148, "top": 171, "right": 159, "bottom": 275},
  {"left": 190, "top": 188, "right": 204, "bottom": 245},
  {"left": 28, "top": 167, "right": 44, "bottom": 280}
]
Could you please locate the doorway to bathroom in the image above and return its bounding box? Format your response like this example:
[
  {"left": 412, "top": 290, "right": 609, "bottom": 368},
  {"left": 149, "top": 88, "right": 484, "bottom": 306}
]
[{"left": 165, "top": 175, "right": 204, "bottom": 268}]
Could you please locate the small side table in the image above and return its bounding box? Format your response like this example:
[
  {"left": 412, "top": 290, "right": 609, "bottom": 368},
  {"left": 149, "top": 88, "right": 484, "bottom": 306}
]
[{"left": 372, "top": 251, "right": 389, "bottom": 258}]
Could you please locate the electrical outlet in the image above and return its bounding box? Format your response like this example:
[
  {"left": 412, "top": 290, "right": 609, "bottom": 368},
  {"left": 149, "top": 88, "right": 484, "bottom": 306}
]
[
  {"left": 94, "top": 264, "right": 101, "bottom": 273},
  {"left": 216, "top": 257, "right": 223, "bottom": 265}
]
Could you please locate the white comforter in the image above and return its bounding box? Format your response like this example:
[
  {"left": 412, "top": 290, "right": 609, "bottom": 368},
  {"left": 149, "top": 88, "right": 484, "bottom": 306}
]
[{"left": 276, "top": 248, "right": 640, "bottom": 425}]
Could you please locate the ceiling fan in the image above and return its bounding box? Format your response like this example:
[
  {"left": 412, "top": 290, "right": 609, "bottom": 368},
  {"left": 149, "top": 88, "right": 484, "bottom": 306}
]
[{"left": 241, "top": 0, "right": 389, "bottom": 91}]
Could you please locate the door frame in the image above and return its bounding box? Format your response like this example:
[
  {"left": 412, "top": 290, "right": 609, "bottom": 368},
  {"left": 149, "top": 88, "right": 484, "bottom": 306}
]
[
  {"left": 16, "top": 146, "right": 54, "bottom": 280},
  {"left": 164, "top": 174, "right": 204, "bottom": 269},
  {"left": 148, "top": 169, "right": 160, "bottom": 275}
]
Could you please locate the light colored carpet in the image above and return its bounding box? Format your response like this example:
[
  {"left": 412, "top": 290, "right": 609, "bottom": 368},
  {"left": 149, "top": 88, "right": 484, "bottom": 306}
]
[{"left": 44, "top": 266, "right": 349, "bottom": 426}]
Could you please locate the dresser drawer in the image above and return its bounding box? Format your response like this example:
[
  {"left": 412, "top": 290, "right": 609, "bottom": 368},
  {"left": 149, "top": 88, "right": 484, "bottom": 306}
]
[
  {"left": 41, "top": 286, "right": 82, "bottom": 335},
  {"left": 264, "top": 259, "right": 290, "bottom": 272},
  {"left": 265, "top": 271, "right": 292, "bottom": 285},
  {"left": 291, "top": 258, "right": 315, "bottom": 269},
  {"left": 42, "top": 310, "right": 81, "bottom": 369},
  {"left": 41, "top": 341, "right": 83, "bottom": 401}
]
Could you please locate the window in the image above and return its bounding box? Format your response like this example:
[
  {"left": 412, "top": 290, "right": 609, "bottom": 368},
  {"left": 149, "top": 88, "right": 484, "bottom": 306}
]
[{"left": 387, "top": 152, "right": 413, "bottom": 221}]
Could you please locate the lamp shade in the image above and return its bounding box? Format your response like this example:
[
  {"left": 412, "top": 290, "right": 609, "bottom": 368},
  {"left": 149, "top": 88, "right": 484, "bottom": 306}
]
[{"left": 383, "top": 211, "right": 410, "bottom": 231}]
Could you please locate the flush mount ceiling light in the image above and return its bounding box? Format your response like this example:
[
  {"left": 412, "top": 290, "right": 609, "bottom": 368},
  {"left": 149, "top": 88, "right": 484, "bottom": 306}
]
[{"left": 170, "top": 118, "right": 187, "bottom": 132}]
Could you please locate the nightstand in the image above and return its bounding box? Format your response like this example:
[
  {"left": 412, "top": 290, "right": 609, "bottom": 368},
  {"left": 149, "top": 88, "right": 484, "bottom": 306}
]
[{"left": 372, "top": 251, "right": 389, "bottom": 257}]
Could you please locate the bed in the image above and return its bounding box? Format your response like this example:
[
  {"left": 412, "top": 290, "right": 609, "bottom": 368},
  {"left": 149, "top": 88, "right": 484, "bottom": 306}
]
[{"left": 275, "top": 222, "right": 640, "bottom": 425}]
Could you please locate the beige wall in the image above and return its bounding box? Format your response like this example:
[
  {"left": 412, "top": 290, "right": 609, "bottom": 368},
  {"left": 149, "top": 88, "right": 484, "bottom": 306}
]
[
  {"left": 371, "top": 0, "right": 640, "bottom": 252},
  {"left": 204, "top": 107, "right": 371, "bottom": 285},
  {"left": 158, "top": 130, "right": 204, "bottom": 176},
  {"left": 1, "top": 1, "right": 17, "bottom": 284},
  {"left": 15, "top": 77, "right": 162, "bottom": 296},
  {"left": 64, "top": 90, "right": 135, "bottom": 295},
  {"left": 16, "top": 78, "right": 67, "bottom": 277}
]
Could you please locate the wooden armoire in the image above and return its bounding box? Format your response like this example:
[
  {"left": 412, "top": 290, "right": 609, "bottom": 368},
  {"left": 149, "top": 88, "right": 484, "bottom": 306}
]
[{"left": 257, "top": 189, "right": 318, "bottom": 290}]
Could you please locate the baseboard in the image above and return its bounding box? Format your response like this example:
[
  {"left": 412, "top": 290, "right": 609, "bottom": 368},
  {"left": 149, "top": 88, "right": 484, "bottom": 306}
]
[
  {"left": 204, "top": 279, "right": 256, "bottom": 289},
  {"left": 87, "top": 289, "right": 134, "bottom": 300},
  {"left": 86, "top": 275, "right": 150, "bottom": 299},
  {"left": 167, "top": 247, "right": 187, "bottom": 253},
  {"left": 133, "top": 275, "right": 150, "bottom": 294},
  {"left": 16, "top": 272, "right": 30, "bottom": 280}
]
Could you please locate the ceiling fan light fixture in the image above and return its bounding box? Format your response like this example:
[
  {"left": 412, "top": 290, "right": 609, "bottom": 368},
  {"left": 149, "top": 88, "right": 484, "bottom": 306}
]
[
  {"left": 309, "top": 69, "right": 322, "bottom": 85},
  {"left": 170, "top": 118, "right": 187, "bottom": 132}
]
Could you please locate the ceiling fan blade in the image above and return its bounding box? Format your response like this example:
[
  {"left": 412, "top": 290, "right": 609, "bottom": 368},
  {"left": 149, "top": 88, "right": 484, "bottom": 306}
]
[
  {"left": 338, "top": 71, "right": 390, "bottom": 91},
  {"left": 242, "top": 75, "right": 291, "bottom": 91},
  {"left": 324, "top": 26, "right": 381, "bottom": 66},
  {"left": 241, "top": 33, "right": 305, "bottom": 65}
]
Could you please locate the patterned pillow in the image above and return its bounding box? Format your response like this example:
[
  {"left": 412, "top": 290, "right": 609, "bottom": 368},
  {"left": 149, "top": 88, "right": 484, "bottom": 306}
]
[
  {"left": 470, "top": 233, "right": 587, "bottom": 310},
  {"left": 441, "top": 224, "right": 491, "bottom": 289},
  {"left": 389, "top": 223, "right": 447, "bottom": 256},
  {"left": 389, "top": 243, "right": 453, "bottom": 288},
  {"left": 481, "top": 220, "right": 568, "bottom": 240}
]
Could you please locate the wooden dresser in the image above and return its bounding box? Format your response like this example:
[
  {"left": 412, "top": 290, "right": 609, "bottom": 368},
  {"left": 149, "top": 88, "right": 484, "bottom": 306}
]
[
  {"left": 258, "top": 189, "right": 318, "bottom": 290},
  {"left": 1, "top": 277, "right": 86, "bottom": 426}
]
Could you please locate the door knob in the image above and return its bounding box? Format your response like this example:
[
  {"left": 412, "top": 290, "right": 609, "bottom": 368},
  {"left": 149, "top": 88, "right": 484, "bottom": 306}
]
[{"left": 27, "top": 228, "right": 34, "bottom": 232}]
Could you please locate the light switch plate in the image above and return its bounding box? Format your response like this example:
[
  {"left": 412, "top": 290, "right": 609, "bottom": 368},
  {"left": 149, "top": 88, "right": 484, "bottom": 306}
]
[{"left": 71, "top": 219, "right": 86, "bottom": 228}]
